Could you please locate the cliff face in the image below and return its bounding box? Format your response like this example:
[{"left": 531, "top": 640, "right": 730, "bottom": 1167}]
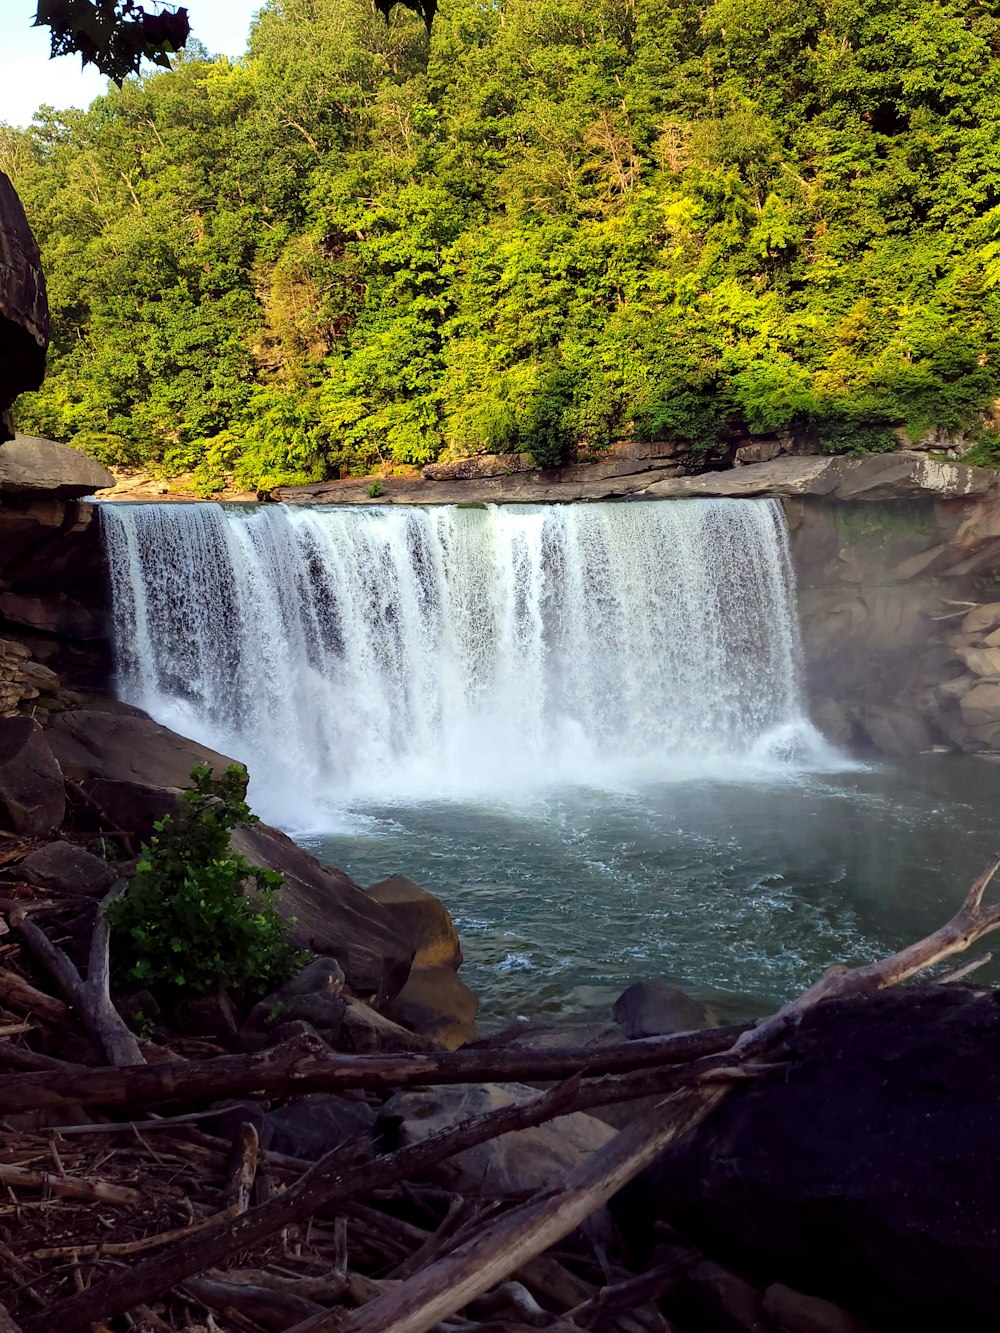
[{"left": 0, "top": 172, "right": 48, "bottom": 442}]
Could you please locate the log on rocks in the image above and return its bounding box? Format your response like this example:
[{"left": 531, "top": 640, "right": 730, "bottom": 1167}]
[
  {"left": 620, "top": 984, "right": 1000, "bottom": 1330},
  {"left": 0, "top": 1023, "right": 745, "bottom": 1116}
]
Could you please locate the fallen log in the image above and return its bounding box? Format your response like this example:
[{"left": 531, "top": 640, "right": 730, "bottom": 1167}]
[
  {"left": 0, "top": 1162, "right": 141, "bottom": 1205},
  {"left": 13, "top": 880, "right": 143, "bottom": 1066},
  {"left": 0, "top": 1022, "right": 745, "bottom": 1116}
]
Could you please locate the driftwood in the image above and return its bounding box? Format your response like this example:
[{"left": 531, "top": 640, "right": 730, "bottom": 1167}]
[
  {"left": 0, "top": 968, "right": 72, "bottom": 1029},
  {"left": 0, "top": 1022, "right": 744, "bottom": 1116},
  {"left": 12, "top": 881, "right": 143, "bottom": 1066},
  {"left": 0, "top": 1162, "right": 141, "bottom": 1206},
  {"left": 2, "top": 849, "right": 998, "bottom": 1332}
]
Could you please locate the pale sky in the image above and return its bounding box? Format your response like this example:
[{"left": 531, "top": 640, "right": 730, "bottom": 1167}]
[{"left": 0, "top": 0, "right": 264, "bottom": 127}]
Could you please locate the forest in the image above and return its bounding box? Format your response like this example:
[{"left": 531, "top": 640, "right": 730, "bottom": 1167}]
[{"left": 4, "top": 0, "right": 1000, "bottom": 492}]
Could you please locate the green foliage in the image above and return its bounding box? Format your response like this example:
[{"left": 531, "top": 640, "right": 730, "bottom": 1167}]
[
  {"left": 366, "top": 479, "right": 384, "bottom": 497},
  {"left": 107, "top": 764, "right": 305, "bottom": 1006},
  {"left": 12, "top": 0, "right": 1000, "bottom": 487}
]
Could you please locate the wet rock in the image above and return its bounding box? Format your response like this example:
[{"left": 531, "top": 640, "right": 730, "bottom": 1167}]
[
  {"left": 18, "top": 841, "right": 116, "bottom": 897},
  {"left": 613, "top": 981, "right": 713, "bottom": 1039},
  {"left": 762, "top": 1285, "right": 878, "bottom": 1333},
  {"left": 857, "top": 704, "right": 933, "bottom": 756},
  {"left": 265, "top": 1093, "right": 377, "bottom": 1162},
  {"left": 380, "top": 1082, "right": 615, "bottom": 1195},
  {"left": 387, "top": 964, "right": 479, "bottom": 1050},
  {"left": 0, "top": 716, "right": 65, "bottom": 836},
  {"left": 0, "top": 591, "right": 101, "bottom": 639},
  {"left": 621, "top": 986, "right": 1000, "bottom": 1328},
  {"left": 367, "top": 875, "right": 462, "bottom": 969},
  {"left": 232, "top": 825, "right": 413, "bottom": 1007}
]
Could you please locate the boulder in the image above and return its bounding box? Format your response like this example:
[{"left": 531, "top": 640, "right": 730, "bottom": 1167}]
[
  {"left": 44, "top": 703, "right": 239, "bottom": 842},
  {"left": 231, "top": 823, "right": 413, "bottom": 1007},
  {"left": 856, "top": 704, "right": 933, "bottom": 756},
  {"left": 18, "top": 841, "right": 116, "bottom": 897},
  {"left": 265, "top": 1094, "right": 377, "bottom": 1162},
  {"left": 386, "top": 965, "right": 479, "bottom": 1050},
  {"left": 379, "top": 1082, "right": 615, "bottom": 1195},
  {"left": 0, "top": 716, "right": 65, "bottom": 836},
  {"left": 956, "top": 645, "right": 1000, "bottom": 678},
  {"left": 612, "top": 981, "right": 713, "bottom": 1039},
  {"left": 242, "top": 958, "right": 346, "bottom": 1050},
  {"left": 734, "top": 440, "right": 782, "bottom": 467},
  {"left": 339, "top": 995, "right": 429, "bottom": 1053},
  {"left": 366, "top": 875, "right": 462, "bottom": 969},
  {"left": 619, "top": 987, "right": 1000, "bottom": 1328},
  {"left": 0, "top": 435, "right": 112, "bottom": 499},
  {"left": 963, "top": 603, "right": 1000, "bottom": 636},
  {"left": 960, "top": 680, "right": 1000, "bottom": 729}
]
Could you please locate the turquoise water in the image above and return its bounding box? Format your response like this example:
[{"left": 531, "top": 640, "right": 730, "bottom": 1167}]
[{"left": 300, "top": 757, "right": 1000, "bottom": 1028}]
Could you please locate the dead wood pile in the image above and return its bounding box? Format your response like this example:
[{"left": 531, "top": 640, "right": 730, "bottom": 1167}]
[{"left": 0, "top": 822, "right": 995, "bottom": 1333}]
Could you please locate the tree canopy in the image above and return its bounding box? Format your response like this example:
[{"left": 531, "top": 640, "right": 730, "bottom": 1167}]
[{"left": 8, "top": 0, "right": 1000, "bottom": 492}]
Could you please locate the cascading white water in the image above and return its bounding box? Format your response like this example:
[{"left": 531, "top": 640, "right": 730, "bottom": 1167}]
[{"left": 101, "top": 499, "right": 833, "bottom": 826}]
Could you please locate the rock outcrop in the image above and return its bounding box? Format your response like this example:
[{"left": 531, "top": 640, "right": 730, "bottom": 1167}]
[
  {"left": 619, "top": 986, "right": 1000, "bottom": 1330},
  {"left": 0, "top": 173, "right": 47, "bottom": 442}
]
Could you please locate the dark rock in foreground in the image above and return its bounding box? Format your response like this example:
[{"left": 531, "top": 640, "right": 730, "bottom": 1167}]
[{"left": 619, "top": 985, "right": 1000, "bottom": 1330}]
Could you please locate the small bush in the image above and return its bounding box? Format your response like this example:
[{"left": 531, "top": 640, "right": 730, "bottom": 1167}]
[
  {"left": 366, "top": 479, "right": 384, "bottom": 498},
  {"left": 108, "top": 764, "right": 306, "bottom": 1006}
]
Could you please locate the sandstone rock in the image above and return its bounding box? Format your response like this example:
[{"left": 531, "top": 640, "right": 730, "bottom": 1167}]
[
  {"left": 612, "top": 981, "right": 713, "bottom": 1039},
  {"left": 762, "top": 1284, "right": 877, "bottom": 1333},
  {"left": 242, "top": 958, "right": 346, "bottom": 1050},
  {"left": 937, "top": 675, "right": 977, "bottom": 701},
  {"left": 734, "top": 440, "right": 782, "bottom": 467},
  {"left": 44, "top": 704, "right": 240, "bottom": 842},
  {"left": 339, "top": 995, "right": 428, "bottom": 1053},
  {"left": 265, "top": 1094, "right": 377, "bottom": 1162},
  {"left": 231, "top": 824, "right": 413, "bottom": 1007},
  {"left": 857, "top": 704, "right": 932, "bottom": 756},
  {"left": 18, "top": 841, "right": 116, "bottom": 897},
  {"left": 645, "top": 452, "right": 994, "bottom": 503},
  {"left": 0, "top": 173, "right": 47, "bottom": 436},
  {"left": 422, "top": 452, "right": 533, "bottom": 481},
  {"left": 380, "top": 1082, "right": 615, "bottom": 1195},
  {"left": 176, "top": 988, "right": 241, "bottom": 1042},
  {"left": 622, "top": 986, "right": 1000, "bottom": 1327},
  {"left": 960, "top": 680, "right": 1000, "bottom": 728},
  {"left": 0, "top": 717, "right": 65, "bottom": 836},
  {"left": 956, "top": 645, "right": 1000, "bottom": 678},
  {"left": 809, "top": 700, "right": 856, "bottom": 747},
  {"left": 962, "top": 603, "right": 1000, "bottom": 636},
  {"left": 0, "top": 435, "right": 112, "bottom": 498},
  {"left": 0, "top": 591, "right": 102, "bottom": 639},
  {"left": 387, "top": 965, "right": 479, "bottom": 1050},
  {"left": 367, "top": 875, "right": 462, "bottom": 969}
]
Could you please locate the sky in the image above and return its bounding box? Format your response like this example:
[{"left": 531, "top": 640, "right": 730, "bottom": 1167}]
[{"left": 0, "top": 0, "right": 264, "bottom": 127}]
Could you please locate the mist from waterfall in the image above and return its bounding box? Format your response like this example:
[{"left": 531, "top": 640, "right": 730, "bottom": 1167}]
[{"left": 101, "top": 499, "right": 836, "bottom": 829}]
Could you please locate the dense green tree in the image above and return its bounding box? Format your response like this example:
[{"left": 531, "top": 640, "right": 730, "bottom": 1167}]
[{"left": 10, "top": 0, "right": 1000, "bottom": 490}]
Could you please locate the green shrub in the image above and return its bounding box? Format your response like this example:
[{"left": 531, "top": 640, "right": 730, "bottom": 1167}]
[
  {"left": 366, "top": 479, "right": 384, "bottom": 498},
  {"left": 108, "top": 764, "right": 306, "bottom": 1006}
]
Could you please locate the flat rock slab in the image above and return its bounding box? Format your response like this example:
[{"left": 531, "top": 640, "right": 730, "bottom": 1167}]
[
  {"left": 0, "top": 435, "right": 112, "bottom": 498},
  {"left": 642, "top": 453, "right": 997, "bottom": 503}
]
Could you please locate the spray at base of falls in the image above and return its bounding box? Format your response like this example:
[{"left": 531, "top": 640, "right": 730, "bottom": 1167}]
[{"left": 101, "top": 499, "right": 841, "bottom": 830}]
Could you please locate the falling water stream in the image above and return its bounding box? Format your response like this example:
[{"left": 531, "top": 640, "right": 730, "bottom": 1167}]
[{"left": 101, "top": 499, "right": 1000, "bottom": 1023}]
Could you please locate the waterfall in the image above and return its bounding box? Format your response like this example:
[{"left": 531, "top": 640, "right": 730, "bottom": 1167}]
[{"left": 101, "top": 499, "right": 831, "bottom": 826}]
